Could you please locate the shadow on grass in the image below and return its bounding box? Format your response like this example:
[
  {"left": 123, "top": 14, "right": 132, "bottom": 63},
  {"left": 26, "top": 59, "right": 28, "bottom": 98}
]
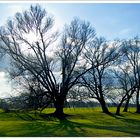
[
  {"left": 14, "top": 111, "right": 38, "bottom": 121},
  {"left": 0, "top": 118, "right": 140, "bottom": 137},
  {"left": 59, "top": 119, "right": 140, "bottom": 136},
  {"left": 115, "top": 116, "right": 140, "bottom": 125},
  {"left": 1, "top": 111, "right": 140, "bottom": 136},
  {"left": 39, "top": 113, "right": 73, "bottom": 121},
  {"left": 32, "top": 118, "right": 140, "bottom": 137},
  {"left": 38, "top": 112, "right": 140, "bottom": 136},
  {"left": 31, "top": 112, "right": 140, "bottom": 137}
]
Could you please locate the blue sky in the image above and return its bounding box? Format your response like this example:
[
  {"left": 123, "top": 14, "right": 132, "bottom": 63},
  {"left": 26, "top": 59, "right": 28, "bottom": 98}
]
[
  {"left": 47, "top": 3, "right": 140, "bottom": 40},
  {"left": 0, "top": 2, "right": 140, "bottom": 98},
  {"left": 1, "top": 3, "right": 140, "bottom": 40}
]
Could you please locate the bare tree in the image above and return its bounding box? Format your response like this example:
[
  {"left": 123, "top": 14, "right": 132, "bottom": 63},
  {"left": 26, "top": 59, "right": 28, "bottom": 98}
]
[
  {"left": 0, "top": 5, "right": 98, "bottom": 119},
  {"left": 122, "top": 37, "right": 140, "bottom": 113},
  {"left": 52, "top": 18, "right": 96, "bottom": 118},
  {"left": 80, "top": 38, "right": 120, "bottom": 114},
  {"left": 113, "top": 65, "right": 136, "bottom": 115}
]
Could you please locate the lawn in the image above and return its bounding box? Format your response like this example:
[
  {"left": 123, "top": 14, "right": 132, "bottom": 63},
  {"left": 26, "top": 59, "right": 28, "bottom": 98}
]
[{"left": 0, "top": 107, "right": 140, "bottom": 137}]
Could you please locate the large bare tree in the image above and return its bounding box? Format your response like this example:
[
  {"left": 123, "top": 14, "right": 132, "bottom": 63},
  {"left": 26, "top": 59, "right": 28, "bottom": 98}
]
[{"left": 0, "top": 5, "right": 98, "bottom": 118}]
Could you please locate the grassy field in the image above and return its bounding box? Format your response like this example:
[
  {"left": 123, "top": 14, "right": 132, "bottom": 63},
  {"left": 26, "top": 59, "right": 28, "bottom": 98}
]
[{"left": 0, "top": 107, "right": 140, "bottom": 137}]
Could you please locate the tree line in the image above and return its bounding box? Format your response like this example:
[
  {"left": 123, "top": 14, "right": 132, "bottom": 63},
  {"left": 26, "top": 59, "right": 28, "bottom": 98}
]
[{"left": 0, "top": 5, "right": 140, "bottom": 119}]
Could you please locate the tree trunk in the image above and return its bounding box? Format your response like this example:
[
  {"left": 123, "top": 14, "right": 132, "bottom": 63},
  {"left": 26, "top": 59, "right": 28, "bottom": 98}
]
[
  {"left": 99, "top": 98, "right": 111, "bottom": 115},
  {"left": 136, "top": 88, "right": 140, "bottom": 113},
  {"left": 116, "top": 93, "right": 127, "bottom": 115},
  {"left": 123, "top": 88, "right": 135, "bottom": 112},
  {"left": 54, "top": 95, "right": 66, "bottom": 119},
  {"left": 116, "top": 103, "right": 122, "bottom": 115},
  {"left": 116, "top": 98, "right": 125, "bottom": 115},
  {"left": 123, "top": 97, "right": 130, "bottom": 112},
  {"left": 98, "top": 82, "right": 111, "bottom": 115}
]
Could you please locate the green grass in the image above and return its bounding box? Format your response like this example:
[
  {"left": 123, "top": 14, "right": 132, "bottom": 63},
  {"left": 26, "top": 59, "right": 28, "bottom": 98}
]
[{"left": 0, "top": 107, "right": 140, "bottom": 137}]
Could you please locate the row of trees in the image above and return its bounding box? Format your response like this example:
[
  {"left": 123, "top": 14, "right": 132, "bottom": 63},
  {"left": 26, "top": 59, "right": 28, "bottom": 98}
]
[{"left": 0, "top": 5, "right": 140, "bottom": 119}]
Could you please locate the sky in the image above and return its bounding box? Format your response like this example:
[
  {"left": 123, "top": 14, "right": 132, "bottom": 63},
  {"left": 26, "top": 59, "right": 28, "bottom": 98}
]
[{"left": 0, "top": 2, "right": 140, "bottom": 98}]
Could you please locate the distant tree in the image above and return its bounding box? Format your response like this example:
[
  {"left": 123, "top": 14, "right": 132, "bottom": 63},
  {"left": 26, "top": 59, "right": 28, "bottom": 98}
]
[
  {"left": 0, "top": 99, "right": 10, "bottom": 113},
  {"left": 9, "top": 64, "right": 53, "bottom": 112}
]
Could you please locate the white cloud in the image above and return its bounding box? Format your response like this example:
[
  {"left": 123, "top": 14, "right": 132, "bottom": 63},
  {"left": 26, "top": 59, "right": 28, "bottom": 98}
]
[
  {"left": 0, "top": 71, "right": 11, "bottom": 98},
  {"left": 0, "top": 71, "right": 5, "bottom": 78}
]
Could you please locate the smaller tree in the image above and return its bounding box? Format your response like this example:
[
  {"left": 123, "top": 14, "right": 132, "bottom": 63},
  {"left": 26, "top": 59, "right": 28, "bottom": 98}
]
[
  {"left": 113, "top": 65, "right": 136, "bottom": 115},
  {"left": 80, "top": 38, "right": 120, "bottom": 114},
  {"left": 122, "top": 37, "right": 140, "bottom": 113}
]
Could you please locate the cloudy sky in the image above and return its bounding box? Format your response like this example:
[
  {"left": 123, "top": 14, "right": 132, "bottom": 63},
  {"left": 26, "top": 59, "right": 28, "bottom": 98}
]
[{"left": 0, "top": 2, "right": 140, "bottom": 98}]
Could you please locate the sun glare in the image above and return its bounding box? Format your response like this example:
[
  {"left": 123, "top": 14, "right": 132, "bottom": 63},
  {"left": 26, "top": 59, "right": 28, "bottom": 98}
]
[
  {"left": 20, "top": 31, "right": 41, "bottom": 53},
  {"left": 24, "top": 31, "right": 40, "bottom": 44}
]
